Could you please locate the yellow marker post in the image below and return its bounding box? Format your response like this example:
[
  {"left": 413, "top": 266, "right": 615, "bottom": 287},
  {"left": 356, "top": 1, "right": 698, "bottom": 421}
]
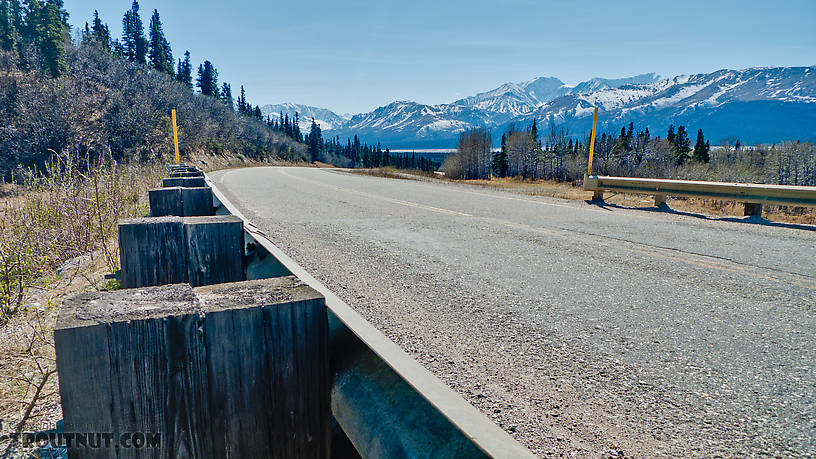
[
  {"left": 587, "top": 107, "right": 598, "bottom": 175},
  {"left": 171, "top": 109, "right": 180, "bottom": 164}
]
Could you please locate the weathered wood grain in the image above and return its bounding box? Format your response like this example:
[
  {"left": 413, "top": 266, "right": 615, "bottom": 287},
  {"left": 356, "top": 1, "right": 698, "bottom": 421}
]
[
  {"left": 183, "top": 216, "right": 244, "bottom": 287},
  {"left": 118, "top": 217, "right": 187, "bottom": 288},
  {"left": 55, "top": 277, "right": 331, "bottom": 458},
  {"left": 161, "top": 177, "right": 206, "bottom": 188},
  {"left": 149, "top": 187, "right": 214, "bottom": 217},
  {"left": 118, "top": 216, "right": 244, "bottom": 289}
]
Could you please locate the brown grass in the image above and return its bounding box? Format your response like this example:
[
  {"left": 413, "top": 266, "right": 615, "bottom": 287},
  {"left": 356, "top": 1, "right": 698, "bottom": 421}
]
[{"left": 0, "top": 151, "right": 279, "bottom": 449}]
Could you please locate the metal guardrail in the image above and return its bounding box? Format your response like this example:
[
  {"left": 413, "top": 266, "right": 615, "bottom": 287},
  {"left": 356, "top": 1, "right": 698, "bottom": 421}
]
[
  {"left": 205, "top": 173, "right": 535, "bottom": 458},
  {"left": 584, "top": 174, "right": 816, "bottom": 212}
]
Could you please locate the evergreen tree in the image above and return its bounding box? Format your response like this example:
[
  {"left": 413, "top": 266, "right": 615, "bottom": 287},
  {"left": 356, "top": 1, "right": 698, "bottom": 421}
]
[
  {"left": 122, "top": 0, "right": 147, "bottom": 64},
  {"left": 220, "top": 82, "right": 233, "bottom": 110},
  {"left": 196, "top": 60, "right": 218, "bottom": 97},
  {"left": 176, "top": 50, "right": 192, "bottom": 89},
  {"left": 308, "top": 118, "right": 322, "bottom": 161},
  {"left": 237, "top": 85, "right": 246, "bottom": 114},
  {"left": 253, "top": 105, "right": 261, "bottom": 119},
  {"left": 148, "top": 9, "right": 172, "bottom": 74},
  {"left": 673, "top": 125, "right": 691, "bottom": 163},
  {"left": 38, "top": 0, "right": 69, "bottom": 77},
  {"left": 0, "top": 0, "right": 15, "bottom": 52},
  {"left": 90, "top": 10, "right": 110, "bottom": 50},
  {"left": 734, "top": 139, "right": 741, "bottom": 151},
  {"left": 692, "top": 129, "right": 710, "bottom": 162},
  {"left": 492, "top": 132, "right": 508, "bottom": 177},
  {"left": 666, "top": 124, "right": 676, "bottom": 144}
]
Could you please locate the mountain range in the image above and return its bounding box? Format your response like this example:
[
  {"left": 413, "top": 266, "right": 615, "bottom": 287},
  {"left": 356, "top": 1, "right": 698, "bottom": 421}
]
[{"left": 264, "top": 66, "right": 816, "bottom": 147}]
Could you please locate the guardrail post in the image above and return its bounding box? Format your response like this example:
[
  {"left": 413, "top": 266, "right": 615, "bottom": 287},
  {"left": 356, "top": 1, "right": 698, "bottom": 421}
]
[
  {"left": 744, "top": 202, "right": 762, "bottom": 217},
  {"left": 54, "top": 277, "right": 330, "bottom": 458},
  {"left": 118, "top": 216, "right": 244, "bottom": 288},
  {"left": 654, "top": 194, "right": 666, "bottom": 207},
  {"left": 149, "top": 187, "right": 214, "bottom": 217},
  {"left": 162, "top": 176, "right": 207, "bottom": 188}
]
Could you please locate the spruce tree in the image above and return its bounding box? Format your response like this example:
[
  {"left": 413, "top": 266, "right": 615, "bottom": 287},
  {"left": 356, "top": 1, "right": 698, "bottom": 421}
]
[
  {"left": 237, "top": 85, "right": 246, "bottom": 114},
  {"left": 175, "top": 50, "right": 192, "bottom": 88},
  {"left": 122, "top": 0, "right": 147, "bottom": 64},
  {"left": 666, "top": 124, "right": 676, "bottom": 144},
  {"left": 90, "top": 10, "right": 110, "bottom": 50},
  {"left": 308, "top": 118, "right": 322, "bottom": 161},
  {"left": 220, "top": 82, "right": 233, "bottom": 110},
  {"left": 38, "top": 0, "right": 69, "bottom": 77},
  {"left": 673, "top": 125, "right": 691, "bottom": 164},
  {"left": 692, "top": 129, "right": 710, "bottom": 162},
  {"left": 148, "top": 9, "right": 172, "bottom": 74},
  {"left": 0, "top": 0, "right": 15, "bottom": 52},
  {"left": 196, "top": 60, "right": 218, "bottom": 97}
]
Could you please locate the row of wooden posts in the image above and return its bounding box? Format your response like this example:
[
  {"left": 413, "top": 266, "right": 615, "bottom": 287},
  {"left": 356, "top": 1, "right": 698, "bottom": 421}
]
[{"left": 54, "top": 165, "right": 333, "bottom": 458}]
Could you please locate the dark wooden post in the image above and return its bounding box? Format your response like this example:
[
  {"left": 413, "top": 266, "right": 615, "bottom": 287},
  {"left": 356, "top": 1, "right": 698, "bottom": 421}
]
[
  {"left": 118, "top": 216, "right": 244, "bottom": 288},
  {"left": 118, "top": 217, "right": 187, "bottom": 288},
  {"left": 161, "top": 177, "right": 206, "bottom": 188},
  {"left": 55, "top": 277, "right": 330, "bottom": 458},
  {"left": 744, "top": 202, "right": 762, "bottom": 216},
  {"left": 183, "top": 216, "right": 244, "bottom": 287},
  {"left": 149, "top": 187, "right": 214, "bottom": 217}
]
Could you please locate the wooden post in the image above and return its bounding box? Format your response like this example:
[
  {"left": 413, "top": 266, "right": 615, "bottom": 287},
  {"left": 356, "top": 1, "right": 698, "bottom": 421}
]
[
  {"left": 118, "top": 216, "right": 244, "bottom": 288},
  {"left": 149, "top": 187, "right": 214, "bottom": 217},
  {"left": 162, "top": 177, "right": 206, "bottom": 188},
  {"left": 744, "top": 202, "right": 762, "bottom": 216},
  {"left": 118, "top": 217, "right": 187, "bottom": 288},
  {"left": 195, "top": 278, "right": 330, "bottom": 457},
  {"left": 654, "top": 194, "right": 667, "bottom": 207},
  {"left": 169, "top": 171, "right": 204, "bottom": 178},
  {"left": 55, "top": 277, "right": 330, "bottom": 458},
  {"left": 183, "top": 216, "right": 244, "bottom": 287}
]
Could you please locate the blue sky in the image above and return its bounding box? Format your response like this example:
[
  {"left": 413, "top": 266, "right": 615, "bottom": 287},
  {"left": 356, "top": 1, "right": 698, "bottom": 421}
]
[{"left": 64, "top": 0, "right": 816, "bottom": 114}]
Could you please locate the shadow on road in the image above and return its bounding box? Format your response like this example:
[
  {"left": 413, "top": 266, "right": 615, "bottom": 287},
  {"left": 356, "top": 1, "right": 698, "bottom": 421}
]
[{"left": 585, "top": 200, "right": 816, "bottom": 232}]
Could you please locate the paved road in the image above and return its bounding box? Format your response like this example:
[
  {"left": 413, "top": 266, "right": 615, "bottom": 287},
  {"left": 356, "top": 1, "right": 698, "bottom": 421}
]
[{"left": 211, "top": 167, "right": 816, "bottom": 457}]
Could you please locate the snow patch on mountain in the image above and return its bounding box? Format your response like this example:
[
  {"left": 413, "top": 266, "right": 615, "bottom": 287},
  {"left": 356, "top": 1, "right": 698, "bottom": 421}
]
[{"left": 260, "top": 103, "right": 350, "bottom": 131}]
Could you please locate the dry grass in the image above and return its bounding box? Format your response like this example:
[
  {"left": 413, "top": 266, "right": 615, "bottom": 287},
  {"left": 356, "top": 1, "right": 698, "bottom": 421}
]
[
  {"left": 0, "top": 151, "right": 308, "bottom": 450},
  {"left": 0, "top": 156, "right": 164, "bottom": 452},
  {"left": 353, "top": 168, "right": 816, "bottom": 226}
]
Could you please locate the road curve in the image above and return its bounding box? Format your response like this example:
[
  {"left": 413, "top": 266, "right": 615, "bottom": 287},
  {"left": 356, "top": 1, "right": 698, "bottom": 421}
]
[{"left": 210, "top": 167, "right": 816, "bottom": 457}]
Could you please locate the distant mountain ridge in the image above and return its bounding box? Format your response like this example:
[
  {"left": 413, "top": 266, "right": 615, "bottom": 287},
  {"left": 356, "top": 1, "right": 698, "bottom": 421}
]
[
  {"left": 260, "top": 102, "right": 350, "bottom": 131},
  {"left": 264, "top": 67, "right": 816, "bottom": 147}
]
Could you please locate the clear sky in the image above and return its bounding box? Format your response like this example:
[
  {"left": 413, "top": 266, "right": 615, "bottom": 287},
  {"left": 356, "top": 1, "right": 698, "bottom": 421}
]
[{"left": 64, "top": 0, "right": 816, "bottom": 114}]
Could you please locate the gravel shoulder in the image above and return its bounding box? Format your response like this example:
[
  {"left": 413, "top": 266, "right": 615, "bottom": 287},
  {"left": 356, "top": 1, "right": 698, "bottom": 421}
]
[{"left": 211, "top": 167, "right": 816, "bottom": 458}]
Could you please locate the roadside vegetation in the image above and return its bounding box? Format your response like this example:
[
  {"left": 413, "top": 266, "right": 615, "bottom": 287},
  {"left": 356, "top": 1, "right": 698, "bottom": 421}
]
[
  {"left": 0, "top": 0, "right": 312, "bottom": 447},
  {"left": 0, "top": 0, "right": 308, "bottom": 179},
  {"left": 427, "top": 123, "right": 816, "bottom": 223},
  {"left": 0, "top": 154, "right": 158, "bottom": 450}
]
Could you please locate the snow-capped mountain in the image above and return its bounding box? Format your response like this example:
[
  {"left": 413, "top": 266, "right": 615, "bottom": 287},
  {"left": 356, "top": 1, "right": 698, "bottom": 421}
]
[
  {"left": 273, "top": 66, "right": 816, "bottom": 147},
  {"left": 260, "top": 103, "right": 350, "bottom": 131},
  {"left": 451, "top": 73, "right": 662, "bottom": 118}
]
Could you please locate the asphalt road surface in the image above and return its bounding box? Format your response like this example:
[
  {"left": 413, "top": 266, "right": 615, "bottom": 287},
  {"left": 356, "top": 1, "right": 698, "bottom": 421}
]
[{"left": 211, "top": 167, "right": 815, "bottom": 457}]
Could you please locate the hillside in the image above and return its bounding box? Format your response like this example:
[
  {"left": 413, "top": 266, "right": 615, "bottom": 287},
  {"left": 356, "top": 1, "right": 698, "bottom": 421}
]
[{"left": 0, "top": 3, "right": 306, "bottom": 177}]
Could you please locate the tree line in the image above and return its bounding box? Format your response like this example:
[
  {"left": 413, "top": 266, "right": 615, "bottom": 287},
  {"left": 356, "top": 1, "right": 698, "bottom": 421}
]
[
  {"left": 305, "top": 118, "right": 436, "bottom": 171},
  {"left": 442, "top": 120, "right": 814, "bottom": 187},
  {"left": 0, "top": 0, "right": 310, "bottom": 176}
]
